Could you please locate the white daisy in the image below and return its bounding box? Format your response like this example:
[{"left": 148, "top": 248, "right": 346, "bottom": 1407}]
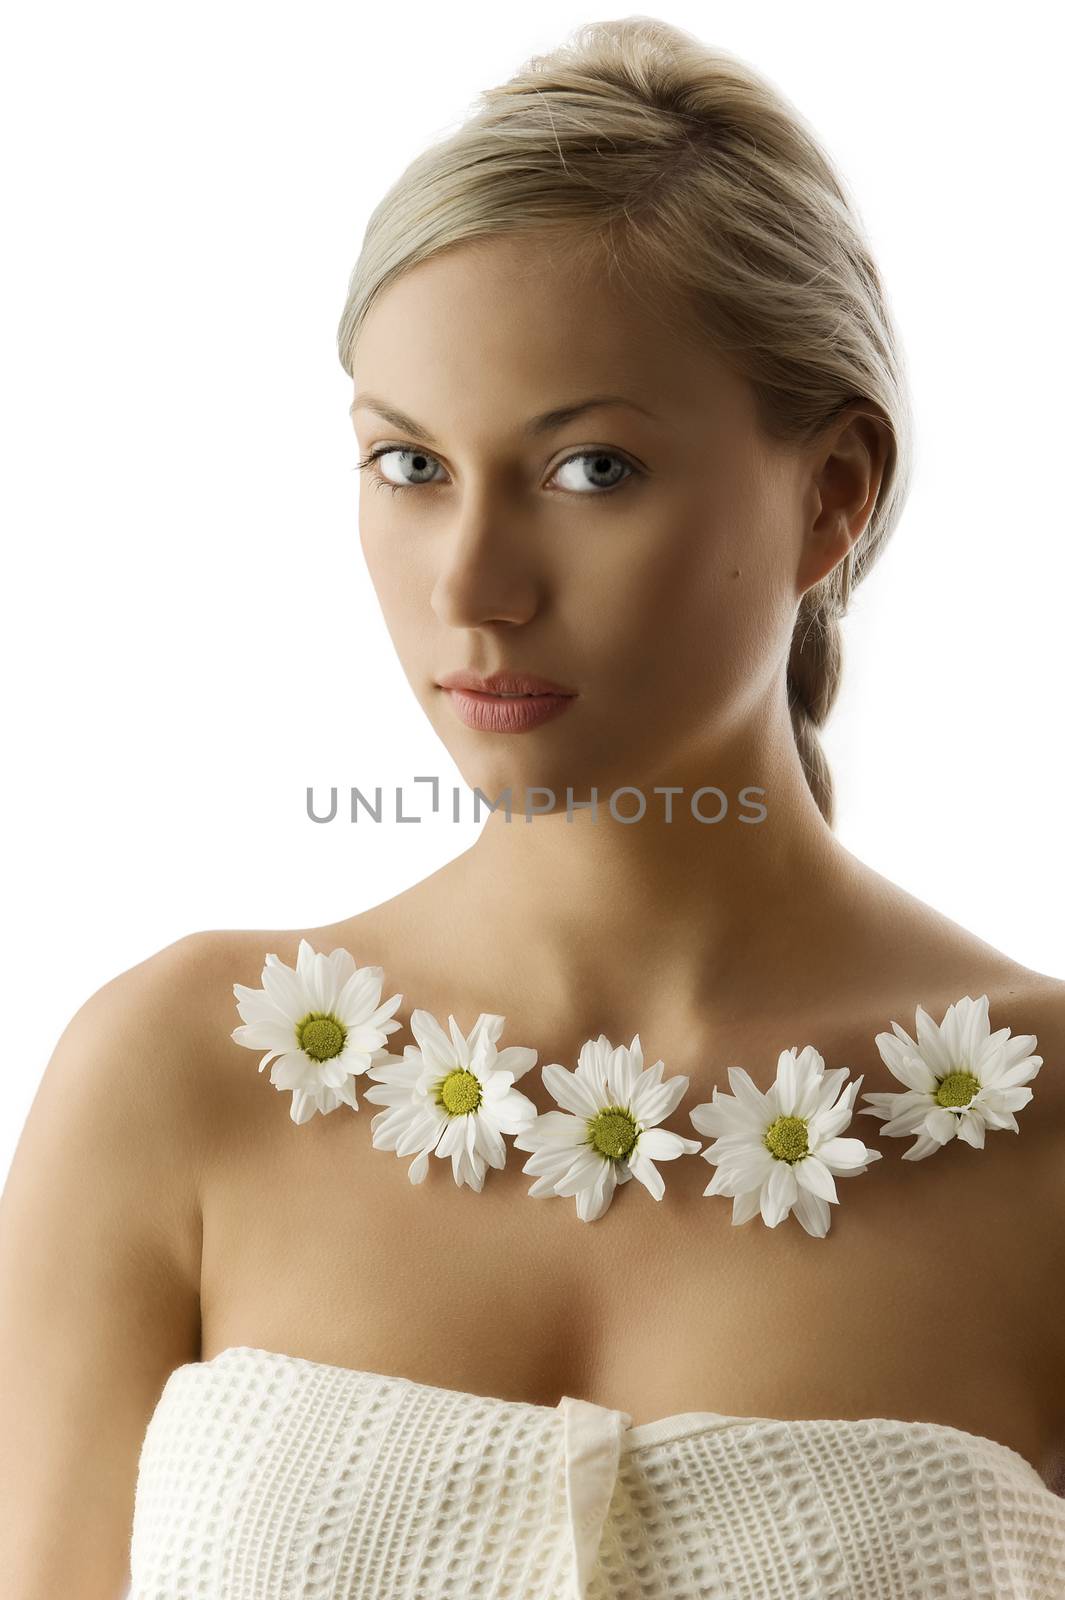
[
  {"left": 232, "top": 938, "right": 404, "bottom": 1125},
  {"left": 512, "top": 1033, "right": 701, "bottom": 1224},
  {"left": 689, "top": 1046, "right": 881, "bottom": 1237},
  {"left": 362, "top": 1010, "right": 539, "bottom": 1190},
  {"left": 857, "top": 993, "right": 1042, "bottom": 1159}
]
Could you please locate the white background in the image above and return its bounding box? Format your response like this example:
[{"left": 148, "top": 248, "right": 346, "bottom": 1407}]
[{"left": 2, "top": 2, "right": 1061, "bottom": 1182}]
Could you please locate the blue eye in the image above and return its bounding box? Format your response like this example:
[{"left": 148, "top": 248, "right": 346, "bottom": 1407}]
[
  {"left": 357, "top": 447, "right": 444, "bottom": 493},
  {"left": 356, "top": 445, "right": 639, "bottom": 497},
  {"left": 552, "top": 452, "right": 634, "bottom": 493}
]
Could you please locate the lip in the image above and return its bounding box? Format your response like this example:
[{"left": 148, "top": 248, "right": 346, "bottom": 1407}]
[
  {"left": 435, "top": 669, "right": 578, "bottom": 734},
  {"left": 436, "top": 669, "right": 577, "bottom": 696}
]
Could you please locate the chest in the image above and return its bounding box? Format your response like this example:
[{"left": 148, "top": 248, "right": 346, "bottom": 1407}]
[{"left": 198, "top": 1037, "right": 1060, "bottom": 1478}]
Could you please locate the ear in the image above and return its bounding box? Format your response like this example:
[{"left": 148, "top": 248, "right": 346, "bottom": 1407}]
[{"left": 795, "top": 406, "right": 892, "bottom": 597}]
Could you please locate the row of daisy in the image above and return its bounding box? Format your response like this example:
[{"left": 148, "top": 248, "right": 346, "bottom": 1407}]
[{"left": 231, "top": 939, "right": 1042, "bottom": 1232}]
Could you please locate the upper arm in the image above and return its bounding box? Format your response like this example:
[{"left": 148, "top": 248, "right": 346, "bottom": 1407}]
[{"left": 0, "top": 933, "right": 216, "bottom": 1599}]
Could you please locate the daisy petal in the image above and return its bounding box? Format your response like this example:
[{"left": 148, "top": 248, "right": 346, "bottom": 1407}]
[
  {"left": 408, "top": 1149, "right": 431, "bottom": 1185},
  {"left": 875, "top": 1030, "right": 936, "bottom": 1091},
  {"left": 791, "top": 1184, "right": 832, "bottom": 1238},
  {"left": 409, "top": 1009, "right": 460, "bottom": 1075},
  {"left": 913, "top": 1005, "right": 954, "bottom": 1075},
  {"left": 774, "top": 1048, "right": 800, "bottom": 1116},
  {"left": 923, "top": 1106, "right": 960, "bottom": 1145},
  {"left": 555, "top": 1148, "right": 608, "bottom": 1197},
  {"left": 762, "top": 1160, "right": 798, "bottom": 1228},
  {"left": 231, "top": 1019, "right": 294, "bottom": 1054},
  {"left": 794, "top": 1155, "right": 838, "bottom": 1203},
  {"left": 576, "top": 1162, "right": 618, "bottom": 1223},
  {"left": 956, "top": 1110, "right": 986, "bottom": 1149},
  {"left": 994, "top": 1086, "right": 1034, "bottom": 1113},
  {"left": 815, "top": 1136, "right": 878, "bottom": 1173},
  {"left": 492, "top": 1044, "right": 539, "bottom": 1082},
  {"left": 992, "top": 1048, "right": 1043, "bottom": 1089},
  {"left": 811, "top": 1067, "right": 854, "bottom": 1117},
  {"left": 630, "top": 1075, "right": 688, "bottom": 1127},
  {"left": 956, "top": 995, "right": 992, "bottom": 1065},
  {"left": 902, "top": 1132, "right": 947, "bottom": 1161},
  {"left": 689, "top": 1095, "right": 761, "bottom": 1139},
  {"left": 637, "top": 1127, "right": 701, "bottom": 1162},
  {"left": 730, "top": 1188, "right": 763, "bottom": 1226},
  {"left": 706, "top": 1143, "right": 776, "bottom": 1192},
  {"left": 542, "top": 1062, "right": 604, "bottom": 1119},
  {"left": 883, "top": 1104, "right": 939, "bottom": 1137},
  {"left": 260, "top": 960, "right": 310, "bottom": 1024},
  {"left": 513, "top": 1110, "right": 586, "bottom": 1152},
  {"left": 626, "top": 1149, "right": 665, "bottom": 1200},
  {"left": 726, "top": 1067, "right": 773, "bottom": 1121},
  {"left": 333, "top": 964, "right": 387, "bottom": 1023}
]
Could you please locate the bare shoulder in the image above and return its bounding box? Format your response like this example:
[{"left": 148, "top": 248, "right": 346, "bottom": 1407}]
[
  {"left": 0, "top": 928, "right": 256, "bottom": 1592},
  {"left": 986, "top": 964, "right": 1065, "bottom": 1159},
  {"left": 990, "top": 965, "right": 1065, "bottom": 1099},
  {"left": 27, "top": 926, "right": 344, "bottom": 1185},
  {"left": 2, "top": 929, "right": 230, "bottom": 1304},
  {"left": 8, "top": 929, "right": 261, "bottom": 1258},
  {"left": 843, "top": 864, "right": 1064, "bottom": 1094},
  {"left": 946, "top": 947, "right": 1065, "bottom": 1101},
  {"left": 87, "top": 927, "right": 286, "bottom": 1140},
  {"left": 178, "top": 916, "right": 412, "bottom": 1128},
  {"left": 210, "top": 912, "right": 408, "bottom": 1008},
  {"left": 30, "top": 929, "right": 249, "bottom": 1190},
  {"left": 865, "top": 893, "right": 1065, "bottom": 1238}
]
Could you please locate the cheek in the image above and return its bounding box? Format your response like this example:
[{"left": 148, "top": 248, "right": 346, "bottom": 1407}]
[
  {"left": 360, "top": 520, "right": 427, "bottom": 616},
  {"left": 577, "top": 507, "right": 782, "bottom": 691},
  {"left": 357, "top": 534, "right": 435, "bottom": 684}
]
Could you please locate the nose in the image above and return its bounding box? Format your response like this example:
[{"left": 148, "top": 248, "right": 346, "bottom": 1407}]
[{"left": 430, "top": 498, "right": 541, "bottom": 630}]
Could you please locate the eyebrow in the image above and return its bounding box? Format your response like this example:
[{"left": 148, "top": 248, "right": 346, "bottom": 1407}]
[{"left": 349, "top": 392, "right": 660, "bottom": 447}]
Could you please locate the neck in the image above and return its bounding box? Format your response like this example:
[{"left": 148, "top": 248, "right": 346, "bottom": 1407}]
[{"left": 435, "top": 693, "right": 864, "bottom": 1022}]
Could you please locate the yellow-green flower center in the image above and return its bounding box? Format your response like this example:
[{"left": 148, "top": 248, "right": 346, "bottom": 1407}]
[
  {"left": 588, "top": 1106, "right": 638, "bottom": 1160},
  {"left": 297, "top": 1012, "right": 346, "bottom": 1061},
  {"left": 764, "top": 1114, "right": 810, "bottom": 1163},
  {"left": 935, "top": 1069, "right": 979, "bottom": 1108},
  {"left": 440, "top": 1068, "right": 482, "bottom": 1116}
]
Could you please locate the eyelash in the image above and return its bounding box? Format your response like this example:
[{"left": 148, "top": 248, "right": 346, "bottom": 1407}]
[{"left": 355, "top": 444, "right": 641, "bottom": 498}]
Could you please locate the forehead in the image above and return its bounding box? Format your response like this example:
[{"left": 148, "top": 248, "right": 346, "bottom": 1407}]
[{"left": 351, "top": 233, "right": 757, "bottom": 441}]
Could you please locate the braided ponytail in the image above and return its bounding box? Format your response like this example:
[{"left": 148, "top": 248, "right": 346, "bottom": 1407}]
[{"left": 787, "top": 563, "right": 849, "bottom": 828}]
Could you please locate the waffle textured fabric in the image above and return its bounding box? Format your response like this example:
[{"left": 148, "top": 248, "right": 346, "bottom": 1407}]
[{"left": 127, "top": 1345, "right": 1065, "bottom": 1599}]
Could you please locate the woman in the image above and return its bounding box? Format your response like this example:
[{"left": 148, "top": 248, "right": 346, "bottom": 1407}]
[{"left": 2, "top": 16, "right": 1063, "bottom": 1598}]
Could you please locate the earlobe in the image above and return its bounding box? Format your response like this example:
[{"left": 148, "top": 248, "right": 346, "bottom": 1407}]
[
  {"left": 797, "top": 408, "right": 888, "bottom": 601},
  {"left": 796, "top": 520, "right": 859, "bottom": 601}
]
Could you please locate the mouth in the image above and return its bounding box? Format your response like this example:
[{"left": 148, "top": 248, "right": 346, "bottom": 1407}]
[
  {"left": 435, "top": 669, "right": 578, "bottom": 697},
  {"left": 435, "top": 671, "right": 577, "bottom": 733}
]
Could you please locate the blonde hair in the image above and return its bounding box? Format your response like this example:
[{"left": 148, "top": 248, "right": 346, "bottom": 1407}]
[{"left": 337, "top": 16, "right": 914, "bottom": 827}]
